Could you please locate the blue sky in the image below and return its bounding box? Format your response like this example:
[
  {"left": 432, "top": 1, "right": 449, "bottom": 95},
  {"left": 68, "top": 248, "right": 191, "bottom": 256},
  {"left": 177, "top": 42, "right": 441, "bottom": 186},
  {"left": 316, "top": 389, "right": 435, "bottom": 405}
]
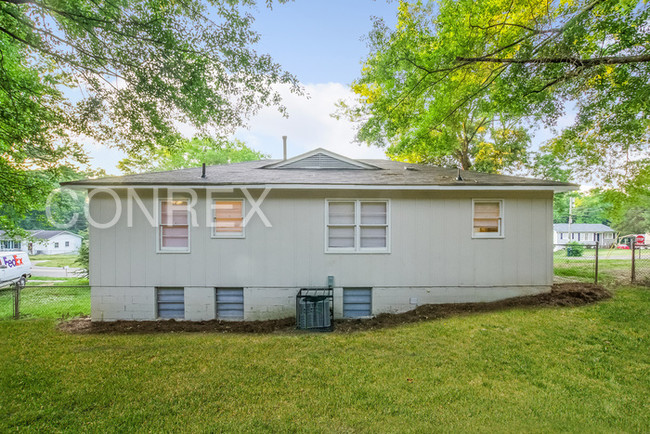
[
  {"left": 230, "top": 1, "right": 400, "bottom": 161},
  {"left": 250, "top": 0, "right": 397, "bottom": 84}
]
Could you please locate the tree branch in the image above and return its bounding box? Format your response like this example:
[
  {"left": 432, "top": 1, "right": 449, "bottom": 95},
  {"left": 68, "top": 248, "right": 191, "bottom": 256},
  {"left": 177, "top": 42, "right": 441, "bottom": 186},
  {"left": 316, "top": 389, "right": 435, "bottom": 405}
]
[
  {"left": 526, "top": 67, "right": 585, "bottom": 94},
  {"left": 455, "top": 54, "right": 650, "bottom": 67},
  {"left": 470, "top": 22, "right": 561, "bottom": 34}
]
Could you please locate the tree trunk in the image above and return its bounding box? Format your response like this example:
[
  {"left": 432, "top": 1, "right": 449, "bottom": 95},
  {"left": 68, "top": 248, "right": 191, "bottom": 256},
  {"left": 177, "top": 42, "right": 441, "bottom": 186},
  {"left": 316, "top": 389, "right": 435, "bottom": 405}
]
[{"left": 459, "top": 151, "right": 472, "bottom": 170}]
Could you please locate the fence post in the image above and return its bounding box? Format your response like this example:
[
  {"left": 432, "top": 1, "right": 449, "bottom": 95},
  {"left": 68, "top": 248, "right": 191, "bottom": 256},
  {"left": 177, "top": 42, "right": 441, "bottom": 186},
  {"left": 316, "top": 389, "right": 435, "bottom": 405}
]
[
  {"left": 594, "top": 241, "right": 599, "bottom": 285},
  {"left": 13, "top": 283, "right": 20, "bottom": 320},
  {"left": 631, "top": 241, "right": 636, "bottom": 283}
]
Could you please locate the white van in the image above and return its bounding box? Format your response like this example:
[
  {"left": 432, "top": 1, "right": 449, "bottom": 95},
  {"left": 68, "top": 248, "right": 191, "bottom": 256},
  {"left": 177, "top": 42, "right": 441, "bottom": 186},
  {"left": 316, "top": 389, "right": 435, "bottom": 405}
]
[{"left": 0, "top": 251, "right": 31, "bottom": 289}]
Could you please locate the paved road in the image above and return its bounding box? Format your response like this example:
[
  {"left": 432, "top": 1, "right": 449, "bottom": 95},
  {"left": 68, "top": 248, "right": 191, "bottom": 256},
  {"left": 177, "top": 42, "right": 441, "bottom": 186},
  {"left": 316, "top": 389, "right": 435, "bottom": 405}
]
[{"left": 30, "top": 266, "right": 83, "bottom": 278}]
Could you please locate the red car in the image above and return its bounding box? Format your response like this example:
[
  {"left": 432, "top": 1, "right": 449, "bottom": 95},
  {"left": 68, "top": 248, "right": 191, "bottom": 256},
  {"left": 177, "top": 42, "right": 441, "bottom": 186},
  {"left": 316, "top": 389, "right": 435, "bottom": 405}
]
[{"left": 616, "top": 244, "right": 630, "bottom": 249}]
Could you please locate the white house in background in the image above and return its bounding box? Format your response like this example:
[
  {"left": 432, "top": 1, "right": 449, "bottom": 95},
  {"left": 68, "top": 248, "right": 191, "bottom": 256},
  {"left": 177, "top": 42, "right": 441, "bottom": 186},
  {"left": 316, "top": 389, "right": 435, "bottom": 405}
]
[
  {"left": 63, "top": 148, "right": 577, "bottom": 322},
  {"left": 0, "top": 230, "right": 83, "bottom": 255},
  {"left": 553, "top": 223, "right": 616, "bottom": 247}
]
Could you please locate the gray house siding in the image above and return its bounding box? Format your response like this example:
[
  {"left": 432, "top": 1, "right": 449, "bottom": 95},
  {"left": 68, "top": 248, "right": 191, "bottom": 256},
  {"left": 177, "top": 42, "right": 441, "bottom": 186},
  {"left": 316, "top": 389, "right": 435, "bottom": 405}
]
[{"left": 88, "top": 188, "right": 553, "bottom": 321}]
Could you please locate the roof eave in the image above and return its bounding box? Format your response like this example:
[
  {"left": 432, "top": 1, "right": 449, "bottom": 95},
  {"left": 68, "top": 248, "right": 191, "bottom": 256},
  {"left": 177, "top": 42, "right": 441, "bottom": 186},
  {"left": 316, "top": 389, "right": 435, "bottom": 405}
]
[{"left": 60, "top": 182, "right": 578, "bottom": 192}]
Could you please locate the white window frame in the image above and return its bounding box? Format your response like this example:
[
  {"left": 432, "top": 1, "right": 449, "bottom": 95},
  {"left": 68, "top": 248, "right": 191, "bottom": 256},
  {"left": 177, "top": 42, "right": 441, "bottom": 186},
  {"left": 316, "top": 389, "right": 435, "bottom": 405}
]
[
  {"left": 471, "top": 199, "right": 504, "bottom": 239},
  {"left": 157, "top": 198, "right": 191, "bottom": 253},
  {"left": 325, "top": 199, "right": 390, "bottom": 254},
  {"left": 211, "top": 199, "right": 245, "bottom": 239}
]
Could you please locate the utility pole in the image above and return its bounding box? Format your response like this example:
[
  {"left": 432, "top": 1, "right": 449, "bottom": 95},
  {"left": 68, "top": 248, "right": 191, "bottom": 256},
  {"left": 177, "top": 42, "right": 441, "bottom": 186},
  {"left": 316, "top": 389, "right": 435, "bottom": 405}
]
[{"left": 568, "top": 196, "right": 574, "bottom": 242}]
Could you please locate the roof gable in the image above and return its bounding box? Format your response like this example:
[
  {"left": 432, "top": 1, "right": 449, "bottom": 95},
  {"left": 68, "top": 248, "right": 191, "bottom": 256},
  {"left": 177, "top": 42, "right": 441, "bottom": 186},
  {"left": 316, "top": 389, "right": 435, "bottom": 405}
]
[
  {"left": 62, "top": 148, "right": 579, "bottom": 192},
  {"left": 263, "top": 148, "right": 380, "bottom": 170}
]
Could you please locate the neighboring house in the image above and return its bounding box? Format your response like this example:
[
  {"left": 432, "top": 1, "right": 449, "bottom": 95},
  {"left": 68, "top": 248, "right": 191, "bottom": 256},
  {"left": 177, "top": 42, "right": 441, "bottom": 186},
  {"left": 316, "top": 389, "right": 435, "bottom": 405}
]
[
  {"left": 63, "top": 148, "right": 576, "bottom": 322},
  {"left": 553, "top": 223, "right": 616, "bottom": 247},
  {"left": 0, "top": 230, "right": 83, "bottom": 255}
]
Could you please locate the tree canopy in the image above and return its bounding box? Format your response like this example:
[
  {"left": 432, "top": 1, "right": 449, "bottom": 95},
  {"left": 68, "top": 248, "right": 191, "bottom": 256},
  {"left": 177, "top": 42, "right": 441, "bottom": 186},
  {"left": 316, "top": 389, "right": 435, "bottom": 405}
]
[
  {"left": 117, "top": 136, "right": 268, "bottom": 174},
  {"left": 0, "top": 0, "right": 299, "bottom": 233},
  {"left": 341, "top": 0, "right": 649, "bottom": 181}
]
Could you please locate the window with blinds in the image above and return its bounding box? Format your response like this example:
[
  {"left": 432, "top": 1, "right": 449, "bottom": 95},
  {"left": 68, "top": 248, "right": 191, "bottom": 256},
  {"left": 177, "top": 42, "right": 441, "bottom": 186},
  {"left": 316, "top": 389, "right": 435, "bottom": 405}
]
[
  {"left": 213, "top": 200, "right": 244, "bottom": 238},
  {"left": 159, "top": 199, "right": 190, "bottom": 251},
  {"left": 326, "top": 200, "right": 389, "bottom": 252},
  {"left": 472, "top": 200, "right": 503, "bottom": 238}
]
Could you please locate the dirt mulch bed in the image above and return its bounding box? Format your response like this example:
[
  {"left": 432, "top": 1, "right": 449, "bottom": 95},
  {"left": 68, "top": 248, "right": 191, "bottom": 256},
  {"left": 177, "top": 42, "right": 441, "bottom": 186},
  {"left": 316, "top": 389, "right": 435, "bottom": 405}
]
[{"left": 58, "top": 282, "right": 611, "bottom": 335}]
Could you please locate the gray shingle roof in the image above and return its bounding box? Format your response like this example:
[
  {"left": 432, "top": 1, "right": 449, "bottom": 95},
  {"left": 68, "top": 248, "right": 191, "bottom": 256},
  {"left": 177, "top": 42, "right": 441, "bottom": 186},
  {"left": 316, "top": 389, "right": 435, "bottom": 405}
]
[
  {"left": 63, "top": 157, "right": 577, "bottom": 190},
  {"left": 553, "top": 224, "right": 615, "bottom": 233},
  {"left": 0, "top": 230, "right": 81, "bottom": 240}
]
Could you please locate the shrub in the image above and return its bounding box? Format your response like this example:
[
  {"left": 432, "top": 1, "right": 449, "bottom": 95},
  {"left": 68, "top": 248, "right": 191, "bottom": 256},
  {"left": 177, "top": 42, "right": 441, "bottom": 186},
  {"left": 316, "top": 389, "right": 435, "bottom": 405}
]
[
  {"left": 74, "top": 230, "right": 89, "bottom": 278},
  {"left": 566, "top": 241, "right": 585, "bottom": 257}
]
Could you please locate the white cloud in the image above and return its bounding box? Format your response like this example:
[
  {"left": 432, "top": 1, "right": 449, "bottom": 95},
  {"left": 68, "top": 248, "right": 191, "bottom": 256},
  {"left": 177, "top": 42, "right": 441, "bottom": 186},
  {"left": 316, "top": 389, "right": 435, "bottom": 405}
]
[
  {"left": 234, "top": 83, "right": 387, "bottom": 160},
  {"left": 83, "top": 82, "right": 385, "bottom": 174}
]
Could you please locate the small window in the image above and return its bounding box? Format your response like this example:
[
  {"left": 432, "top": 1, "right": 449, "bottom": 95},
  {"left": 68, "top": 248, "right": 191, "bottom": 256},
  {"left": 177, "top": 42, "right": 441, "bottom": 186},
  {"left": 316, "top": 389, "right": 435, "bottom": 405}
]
[
  {"left": 472, "top": 200, "right": 503, "bottom": 238},
  {"left": 343, "top": 288, "right": 372, "bottom": 318},
  {"left": 1, "top": 241, "right": 20, "bottom": 250},
  {"left": 213, "top": 200, "right": 244, "bottom": 238},
  {"left": 159, "top": 199, "right": 190, "bottom": 252},
  {"left": 157, "top": 288, "right": 185, "bottom": 319},
  {"left": 326, "top": 200, "right": 389, "bottom": 252},
  {"left": 216, "top": 288, "right": 244, "bottom": 320},
  {"left": 65, "top": 241, "right": 70, "bottom": 247},
  {"left": 54, "top": 242, "right": 59, "bottom": 248}
]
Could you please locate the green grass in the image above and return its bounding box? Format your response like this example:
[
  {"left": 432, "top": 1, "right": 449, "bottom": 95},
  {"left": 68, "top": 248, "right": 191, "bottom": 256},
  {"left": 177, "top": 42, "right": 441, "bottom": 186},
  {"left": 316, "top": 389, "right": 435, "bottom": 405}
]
[
  {"left": 0, "top": 287, "right": 648, "bottom": 432},
  {"left": 0, "top": 278, "right": 89, "bottom": 320},
  {"left": 30, "top": 254, "right": 79, "bottom": 268},
  {"left": 29, "top": 276, "right": 72, "bottom": 281},
  {"left": 554, "top": 259, "right": 637, "bottom": 284}
]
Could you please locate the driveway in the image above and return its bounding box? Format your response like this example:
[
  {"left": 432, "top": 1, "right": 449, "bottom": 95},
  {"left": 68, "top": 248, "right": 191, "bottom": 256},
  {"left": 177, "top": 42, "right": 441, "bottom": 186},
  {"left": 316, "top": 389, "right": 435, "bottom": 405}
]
[{"left": 30, "top": 266, "right": 83, "bottom": 278}]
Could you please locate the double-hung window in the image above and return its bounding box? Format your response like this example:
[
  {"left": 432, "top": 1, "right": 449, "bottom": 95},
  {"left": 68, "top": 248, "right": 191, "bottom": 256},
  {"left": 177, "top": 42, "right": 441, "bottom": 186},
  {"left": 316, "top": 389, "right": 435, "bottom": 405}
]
[
  {"left": 326, "top": 200, "right": 389, "bottom": 253},
  {"left": 213, "top": 200, "right": 245, "bottom": 238},
  {"left": 472, "top": 199, "right": 504, "bottom": 238},
  {"left": 159, "top": 199, "right": 190, "bottom": 252}
]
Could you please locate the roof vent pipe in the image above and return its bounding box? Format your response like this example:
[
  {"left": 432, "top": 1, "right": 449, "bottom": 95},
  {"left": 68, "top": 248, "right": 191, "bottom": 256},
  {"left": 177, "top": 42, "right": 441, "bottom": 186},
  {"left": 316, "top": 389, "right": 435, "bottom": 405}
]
[
  {"left": 456, "top": 167, "right": 463, "bottom": 181},
  {"left": 201, "top": 163, "right": 206, "bottom": 178},
  {"left": 282, "top": 135, "right": 287, "bottom": 160}
]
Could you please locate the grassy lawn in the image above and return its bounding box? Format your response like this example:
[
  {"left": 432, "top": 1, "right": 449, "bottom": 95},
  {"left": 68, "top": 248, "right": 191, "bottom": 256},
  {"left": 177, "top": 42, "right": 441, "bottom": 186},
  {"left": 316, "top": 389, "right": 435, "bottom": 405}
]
[
  {"left": 30, "top": 254, "right": 79, "bottom": 268},
  {"left": 0, "top": 286, "right": 648, "bottom": 432},
  {"left": 554, "top": 259, "right": 634, "bottom": 284},
  {"left": 0, "top": 278, "right": 89, "bottom": 320},
  {"left": 553, "top": 247, "right": 650, "bottom": 284}
]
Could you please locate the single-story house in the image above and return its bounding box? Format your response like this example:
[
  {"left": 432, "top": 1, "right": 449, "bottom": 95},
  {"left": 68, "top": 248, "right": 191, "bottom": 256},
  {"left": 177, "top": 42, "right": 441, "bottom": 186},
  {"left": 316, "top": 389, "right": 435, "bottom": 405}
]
[
  {"left": 0, "top": 230, "right": 83, "bottom": 255},
  {"left": 63, "top": 148, "right": 576, "bottom": 322},
  {"left": 553, "top": 223, "right": 616, "bottom": 247}
]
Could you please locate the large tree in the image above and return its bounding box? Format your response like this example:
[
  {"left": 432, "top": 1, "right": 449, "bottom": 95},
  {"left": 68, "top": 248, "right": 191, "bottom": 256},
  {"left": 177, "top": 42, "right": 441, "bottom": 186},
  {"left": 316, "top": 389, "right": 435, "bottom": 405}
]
[
  {"left": 342, "top": 0, "right": 649, "bottom": 180},
  {"left": 0, "top": 0, "right": 299, "bottom": 234}
]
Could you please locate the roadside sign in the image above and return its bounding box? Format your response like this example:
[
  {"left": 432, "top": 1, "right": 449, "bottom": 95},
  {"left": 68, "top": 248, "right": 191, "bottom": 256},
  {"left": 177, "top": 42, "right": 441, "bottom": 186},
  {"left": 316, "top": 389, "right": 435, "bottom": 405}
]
[{"left": 636, "top": 235, "right": 645, "bottom": 245}]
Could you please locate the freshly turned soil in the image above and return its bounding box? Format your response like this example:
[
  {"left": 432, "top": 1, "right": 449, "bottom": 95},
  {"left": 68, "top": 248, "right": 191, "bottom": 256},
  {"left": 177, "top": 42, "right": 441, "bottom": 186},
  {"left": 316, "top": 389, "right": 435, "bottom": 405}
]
[{"left": 58, "top": 283, "right": 611, "bottom": 335}]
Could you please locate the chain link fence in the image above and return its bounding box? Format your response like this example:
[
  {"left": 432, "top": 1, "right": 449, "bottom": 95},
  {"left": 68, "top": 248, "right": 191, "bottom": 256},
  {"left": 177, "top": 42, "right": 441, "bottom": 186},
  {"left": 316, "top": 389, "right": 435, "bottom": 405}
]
[
  {"left": 553, "top": 243, "right": 650, "bottom": 285},
  {"left": 0, "top": 284, "right": 90, "bottom": 320},
  {"left": 632, "top": 245, "right": 650, "bottom": 285},
  {"left": 0, "top": 245, "right": 647, "bottom": 320}
]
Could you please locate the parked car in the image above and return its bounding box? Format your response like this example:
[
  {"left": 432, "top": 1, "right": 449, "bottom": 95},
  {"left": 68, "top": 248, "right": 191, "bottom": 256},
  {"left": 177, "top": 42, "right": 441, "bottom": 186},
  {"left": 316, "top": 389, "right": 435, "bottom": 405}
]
[
  {"left": 0, "top": 251, "right": 31, "bottom": 289},
  {"left": 616, "top": 244, "right": 630, "bottom": 250}
]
